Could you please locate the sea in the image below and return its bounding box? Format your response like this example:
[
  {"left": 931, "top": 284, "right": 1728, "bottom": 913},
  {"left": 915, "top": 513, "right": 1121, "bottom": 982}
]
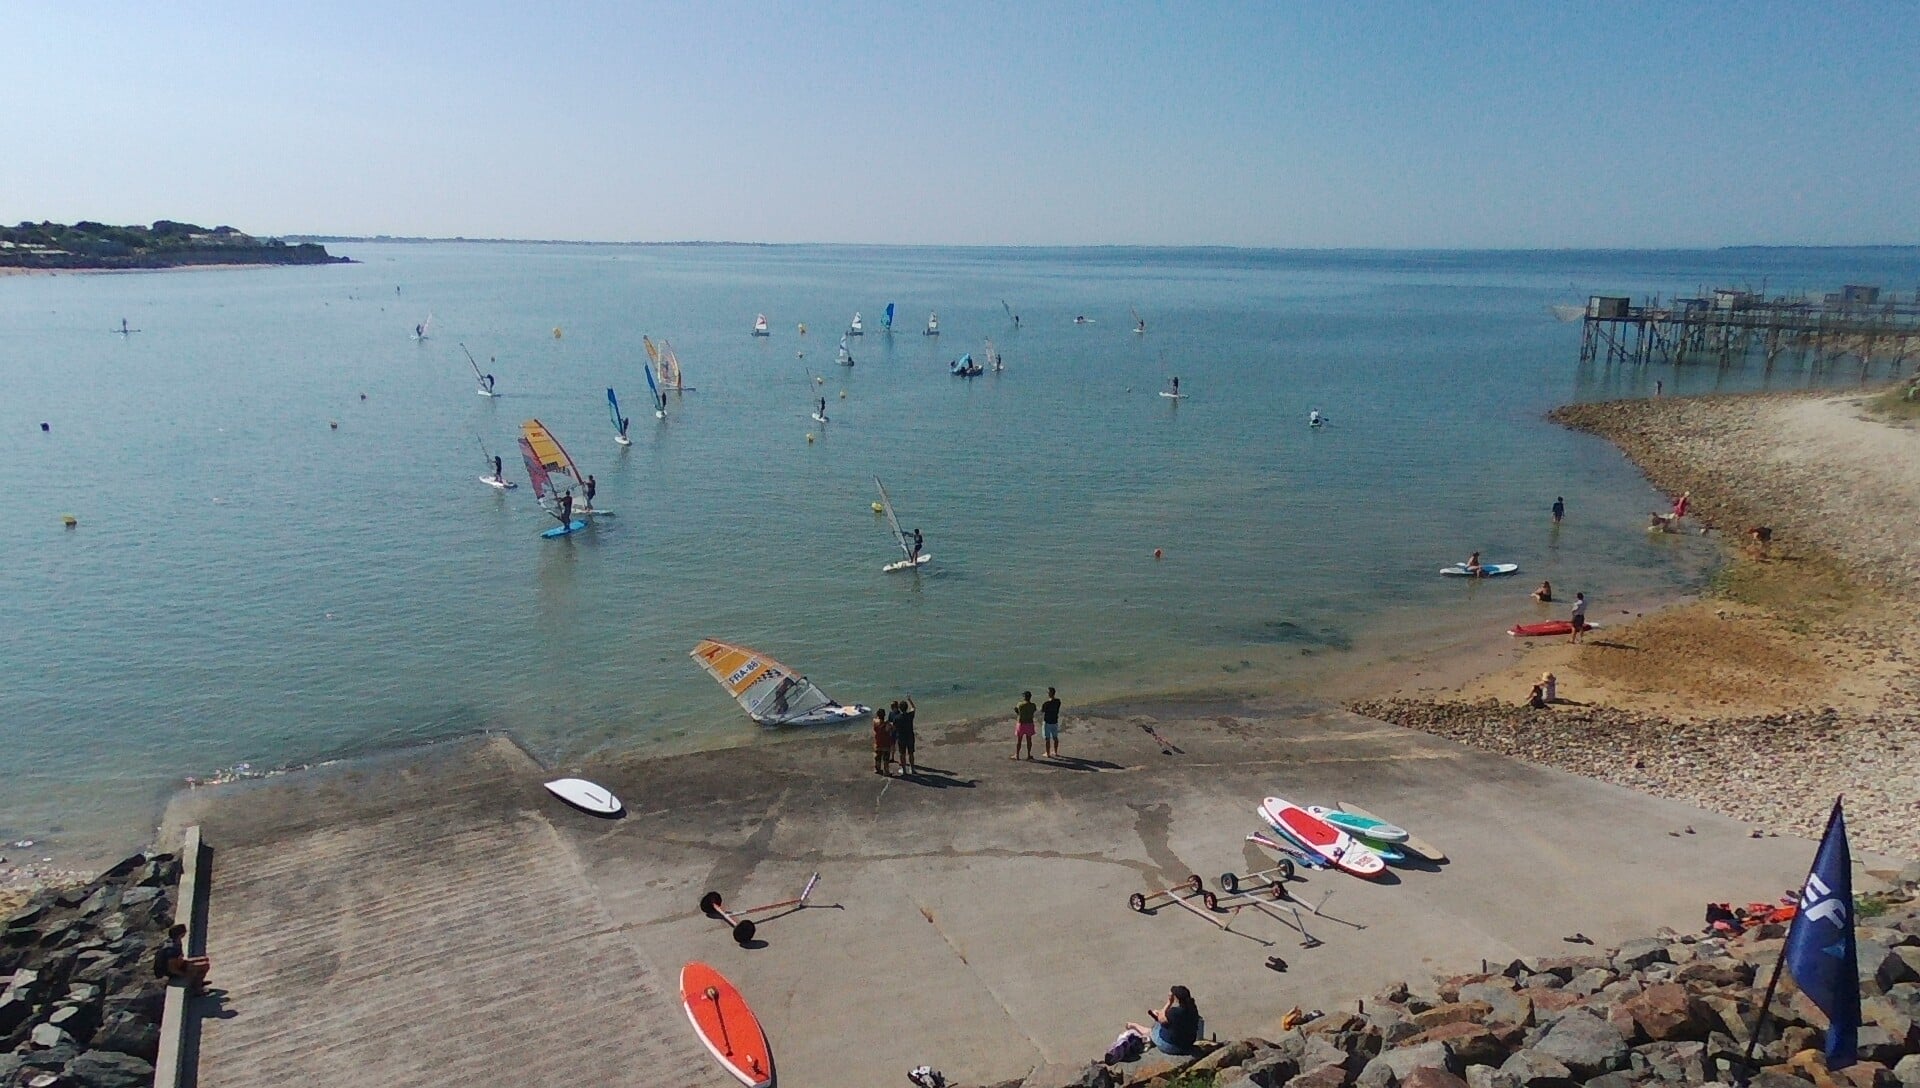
[{"left": 5, "top": 244, "right": 1916, "bottom": 869}]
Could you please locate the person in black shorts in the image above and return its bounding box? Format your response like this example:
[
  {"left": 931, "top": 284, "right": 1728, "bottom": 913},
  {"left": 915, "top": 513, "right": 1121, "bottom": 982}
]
[
  {"left": 893, "top": 695, "right": 917, "bottom": 774},
  {"left": 1040, "top": 687, "right": 1062, "bottom": 758}
]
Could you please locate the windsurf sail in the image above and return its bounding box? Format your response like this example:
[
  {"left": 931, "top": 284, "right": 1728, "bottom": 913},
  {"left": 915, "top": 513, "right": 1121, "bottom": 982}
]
[
  {"left": 644, "top": 363, "right": 666, "bottom": 412},
  {"left": 883, "top": 302, "right": 895, "bottom": 330},
  {"left": 461, "top": 343, "right": 492, "bottom": 391},
  {"left": 607, "top": 389, "right": 629, "bottom": 438},
  {"left": 753, "top": 314, "right": 769, "bottom": 335},
  {"left": 849, "top": 311, "right": 863, "bottom": 333},
  {"left": 984, "top": 338, "right": 1002, "bottom": 371},
  {"left": 690, "top": 639, "right": 840, "bottom": 726},
  {"left": 1001, "top": 299, "right": 1013, "bottom": 320},
  {"left": 926, "top": 312, "right": 939, "bottom": 335},
  {"left": 413, "top": 312, "right": 433, "bottom": 341},
  {"left": 518, "top": 437, "right": 556, "bottom": 505},
  {"left": 873, "top": 477, "right": 912, "bottom": 561},
  {"left": 520, "top": 419, "right": 585, "bottom": 505},
  {"left": 643, "top": 335, "right": 662, "bottom": 366},
  {"left": 657, "top": 340, "right": 681, "bottom": 389},
  {"left": 836, "top": 335, "right": 853, "bottom": 366}
]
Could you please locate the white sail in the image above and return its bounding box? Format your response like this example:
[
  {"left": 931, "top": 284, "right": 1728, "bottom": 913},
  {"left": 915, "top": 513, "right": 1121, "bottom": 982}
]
[
  {"left": 873, "top": 477, "right": 911, "bottom": 561},
  {"left": 848, "top": 311, "right": 863, "bottom": 335}
]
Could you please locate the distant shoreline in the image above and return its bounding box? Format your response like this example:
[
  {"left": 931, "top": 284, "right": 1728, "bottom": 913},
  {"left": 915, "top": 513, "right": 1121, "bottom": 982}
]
[{"left": 290, "top": 236, "right": 1920, "bottom": 251}]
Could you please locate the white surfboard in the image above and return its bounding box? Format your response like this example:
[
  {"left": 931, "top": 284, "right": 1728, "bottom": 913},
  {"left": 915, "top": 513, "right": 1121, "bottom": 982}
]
[
  {"left": 811, "top": 413, "right": 830, "bottom": 423},
  {"left": 1159, "top": 391, "right": 1187, "bottom": 399},
  {"left": 883, "top": 553, "right": 932, "bottom": 573},
  {"left": 544, "top": 778, "right": 622, "bottom": 815},
  {"left": 479, "top": 476, "right": 518, "bottom": 490},
  {"left": 477, "top": 389, "right": 499, "bottom": 397},
  {"left": 615, "top": 435, "right": 633, "bottom": 446}
]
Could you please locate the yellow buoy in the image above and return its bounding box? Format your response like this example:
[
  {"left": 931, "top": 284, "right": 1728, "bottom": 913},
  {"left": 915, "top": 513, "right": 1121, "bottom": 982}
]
[
  {"left": 798, "top": 323, "right": 807, "bottom": 335},
  {"left": 839, "top": 390, "right": 847, "bottom": 398},
  {"left": 871, "top": 502, "right": 885, "bottom": 513},
  {"left": 62, "top": 515, "right": 78, "bottom": 528},
  {"left": 552, "top": 326, "right": 563, "bottom": 339},
  {"left": 806, "top": 432, "right": 816, "bottom": 443}
]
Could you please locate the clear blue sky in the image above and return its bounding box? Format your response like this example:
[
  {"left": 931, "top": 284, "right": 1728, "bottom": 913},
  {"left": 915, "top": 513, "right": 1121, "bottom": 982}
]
[{"left": 7, "top": 2, "right": 1916, "bottom": 247}]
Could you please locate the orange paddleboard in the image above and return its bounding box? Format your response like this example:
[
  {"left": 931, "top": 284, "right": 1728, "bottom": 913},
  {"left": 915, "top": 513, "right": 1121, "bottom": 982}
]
[{"left": 681, "top": 962, "right": 774, "bottom": 1088}]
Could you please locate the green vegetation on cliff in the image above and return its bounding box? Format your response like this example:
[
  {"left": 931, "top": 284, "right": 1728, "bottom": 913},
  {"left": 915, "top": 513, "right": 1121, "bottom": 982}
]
[{"left": 0, "top": 219, "right": 348, "bottom": 269}]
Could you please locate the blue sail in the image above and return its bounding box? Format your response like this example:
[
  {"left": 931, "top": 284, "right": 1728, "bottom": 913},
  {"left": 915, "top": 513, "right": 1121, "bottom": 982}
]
[
  {"left": 606, "top": 388, "right": 628, "bottom": 436},
  {"left": 644, "top": 363, "right": 665, "bottom": 411},
  {"left": 884, "top": 302, "right": 894, "bottom": 329}
]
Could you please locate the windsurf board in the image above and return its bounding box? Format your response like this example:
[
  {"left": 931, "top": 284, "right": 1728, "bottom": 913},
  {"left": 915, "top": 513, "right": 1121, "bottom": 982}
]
[{"left": 682, "top": 962, "right": 773, "bottom": 1088}]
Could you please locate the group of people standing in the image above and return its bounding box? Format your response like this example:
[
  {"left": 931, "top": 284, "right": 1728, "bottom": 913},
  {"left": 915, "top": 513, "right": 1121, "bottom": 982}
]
[
  {"left": 871, "top": 696, "right": 918, "bottom": 776},
  {"left": 1012, "top": 687, "right": 1063, "bottom": 759}
]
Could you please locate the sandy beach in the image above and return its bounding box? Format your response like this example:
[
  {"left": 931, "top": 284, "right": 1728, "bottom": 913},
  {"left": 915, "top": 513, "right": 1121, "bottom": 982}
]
[{"left": 1357, "top": 387, "right": 1919, "bottom": 858}]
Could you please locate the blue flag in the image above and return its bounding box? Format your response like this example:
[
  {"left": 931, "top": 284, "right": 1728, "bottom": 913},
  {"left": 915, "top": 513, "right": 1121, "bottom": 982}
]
[{"left": 1783, "top": 798, "right": 1858, "bottom": 1069}]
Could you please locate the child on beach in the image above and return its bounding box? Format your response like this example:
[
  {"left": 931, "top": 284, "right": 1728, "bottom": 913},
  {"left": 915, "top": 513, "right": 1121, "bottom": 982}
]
[
  {"left": 872, "top": 709, "right": 895, "bottom": 775},
  {"left": 1013, "top": 691, "right": 1037, "bottom": 760}
]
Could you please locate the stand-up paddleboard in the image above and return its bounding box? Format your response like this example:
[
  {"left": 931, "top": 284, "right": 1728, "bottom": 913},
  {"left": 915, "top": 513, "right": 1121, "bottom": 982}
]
[
  {"left": 882, "top": 553, "right": 932, "bottom": 573},
  {"left": 543, "top": 778, "right": 622, "bottom": 816},
  {"left": 575, "top": 507, "right": 615, "bottom": 518},
  {"left": 1508, "top": 619, "right": 1596, "bottom": 637},
  {"left": 1339, "top": 802, "right": 1446, "bottom": 863},
  {"left": 1247, "top": 829, "right": 1328, "bottom": 870},
  {"left": 477, "top": 388, "right": 500, "bottom": 397},
  {"left": 479, "top": 476, "right": 518, "bottom": 490},
  {"left": 542, "top": 519, "right": 588, "bottom": 539},
  {"left": 1306, "top": 805, "right": 1409, "bottom": 843},
  {"left": 682, "top": 962, "right": 773, "bottom": 1088},
  {"left": 1159, "top": 391, "right": 1187, "bottom": 399},
  {"left": 811, "top": 413, "right": 829, "bottom": 424},
  {"left": 1259, "top": 797, "right": 1384, "bottom": 878},
  {"left": 1439, "top": 563, "right": 1518, "bottom": 577}
]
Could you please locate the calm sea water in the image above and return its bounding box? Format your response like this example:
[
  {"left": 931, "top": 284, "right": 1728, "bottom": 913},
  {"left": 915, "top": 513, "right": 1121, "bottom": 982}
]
[{"left": 5, "top": 244, "right": 1915, "bottom": 865}]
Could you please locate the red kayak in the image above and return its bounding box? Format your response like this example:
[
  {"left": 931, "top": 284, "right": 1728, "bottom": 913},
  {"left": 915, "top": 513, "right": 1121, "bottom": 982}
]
[{"left": 1509, "top": 620, "right": 1597, "bottom": 637}]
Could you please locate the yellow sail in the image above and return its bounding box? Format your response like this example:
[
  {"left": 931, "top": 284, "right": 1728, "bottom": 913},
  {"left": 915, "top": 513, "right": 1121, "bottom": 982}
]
[
  {"left": 689, "top": 638, "right": 847, "bottom": 725},
  {"left": 519, "top": 419, "right": 584, "bottom": 489}
]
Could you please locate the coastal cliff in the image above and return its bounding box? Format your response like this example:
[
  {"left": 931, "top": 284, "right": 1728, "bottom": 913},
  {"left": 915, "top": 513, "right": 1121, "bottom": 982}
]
[{"left": 0, "top": 220, "right": 348, "bottom": 270}]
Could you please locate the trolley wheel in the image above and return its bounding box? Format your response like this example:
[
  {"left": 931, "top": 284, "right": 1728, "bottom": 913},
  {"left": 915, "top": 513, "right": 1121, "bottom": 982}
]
[
  {"left": 1128, "top": 893, "right": 1148, "bottom": 913},
  {"left": 1276, "top": 859, "right": 1295, "bottom": 880},
  {"left": 1219, "top": 872, "right": 1240, "bottom": 894},
  {"left": 1184, "top": 874, "right": 1203, "bottom": 894},
  {"left": 699, "top": 891, "right": 725, "bottom": 917},
  {"left": 1201, "top": 891, "right": 1219, "bottom": 911},
  {"left": 732, "top": 919, "right": 757, "bottom": 945}
]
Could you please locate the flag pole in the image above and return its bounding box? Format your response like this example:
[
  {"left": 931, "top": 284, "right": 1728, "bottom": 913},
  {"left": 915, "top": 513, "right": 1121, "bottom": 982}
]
[{"left": 1736, "top": 798, "right": 1846, "bottom": 1084}]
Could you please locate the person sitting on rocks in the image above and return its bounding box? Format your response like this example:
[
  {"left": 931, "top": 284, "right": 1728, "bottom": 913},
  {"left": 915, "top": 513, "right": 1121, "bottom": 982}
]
[
  {"left": 1526, "top": 683, "right": 1548, "bottom": 710},
  {"left": 156, "top": 923, "right": 211, "bottom": 987},
  {"left": 1748, "top": 526, "right": 1773, "bottom": 555},
  {"left": 1127, "top": 985, "right": 1201, "bottom": 1055}
]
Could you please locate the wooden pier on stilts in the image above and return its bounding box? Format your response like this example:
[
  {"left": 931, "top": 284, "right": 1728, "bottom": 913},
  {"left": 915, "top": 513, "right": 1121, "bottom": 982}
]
[{"left": 1577, "top": 285, "right": 1920, "bottom": 375}]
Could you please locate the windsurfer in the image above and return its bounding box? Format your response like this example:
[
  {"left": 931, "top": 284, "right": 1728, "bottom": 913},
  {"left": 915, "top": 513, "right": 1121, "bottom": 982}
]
[
  {"left": 1171, "top": 377, "right": 1180, "bottom": 396},
  {"left": 1136, "top": 318, "right": 1146, "bottom": 334},
  {"left": 909, "top": 528, "right": 923, "bottom": 563},
  {"left": 1309, "top": 409, "right": 1323, "bottom": 426},
  {"left": 559, "top": 492, "right": 574, "bottom": 525},
  {"left": 584, "top": 475, "right": 596, "bottom": 509},
  {"left": 492, "top": 455, "right": 504, "bottom": 483},
  {"left": 818, "top": 397, "right": 828, "bottom": 422},
  {"left": 483, "top": 374, "right": 494, "bottom": 392}
]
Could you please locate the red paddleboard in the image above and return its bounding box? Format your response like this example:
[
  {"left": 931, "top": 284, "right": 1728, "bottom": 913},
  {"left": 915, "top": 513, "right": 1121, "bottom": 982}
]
[
  {"left": 1259, "top": 797, "right": 1385, "bottom": 878},
  {"left": 682, "top": 962, "right": 774, "bottom": 1087},
  {"left": 1508, "top": 620, "right": 1598, "bottom": 637}
]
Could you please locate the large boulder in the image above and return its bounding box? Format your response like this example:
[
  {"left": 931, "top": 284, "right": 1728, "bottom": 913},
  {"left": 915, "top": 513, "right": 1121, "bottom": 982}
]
[
  {"left": 1374, "top": 1041, "right": 1461, "bottom": 1081},
  {"left": 1286, "top": 1061, "right": 1354, "bottom": 1088},
  {"left": 89, "top": 1008, "right": 159, "bottom": 1060},
  {"left": 1619, "top": 982, "right": 1710, "bottom": 1042},
  {"left": 1891, "top": 1053, "right": 1920, "bottom": 1088},
  {"left": 1496, "top": 1049, "right": 1575, "bottom": 1088},
  {"left": 1461, "top": 1066, "right": 1518, "bottom": 1088},
  {"left": 1400, "top": 1070, "right": 1468, "bottom": 1088},
  {"left": 1412, "top": 1003, "right": 1492, "bottom": 1032},
  {"left": 1231, "top": 1049, "right": 1302, "bottom": 1088},
  {"left": 1399, "top": 1024, "right": 1506, "bottom": 1068},
  {"left": 1531, "top": 1009, "right": 1628, "bottom": 1078},
  {"left": 1612, "top": 939, "right": 1672, "bottom": 973},
  {"left": 1457, "top": 983, "right": 1533, "bottom": 1028},
  {"left": 62, "top": 1050, "right": 155, "bottom": 1088}
]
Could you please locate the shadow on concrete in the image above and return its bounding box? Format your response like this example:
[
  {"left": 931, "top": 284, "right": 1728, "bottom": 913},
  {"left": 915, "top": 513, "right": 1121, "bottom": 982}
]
[
  {"left": 1037, "top": 756, "right": 1123, "bottom": 772},
  {"left": 899, "top": 767, "right": 977, "bottom": 789}
]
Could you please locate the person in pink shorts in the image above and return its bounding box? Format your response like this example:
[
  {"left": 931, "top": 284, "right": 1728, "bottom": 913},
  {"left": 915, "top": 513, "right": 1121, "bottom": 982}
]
[{"left": 1012, "top": 690, "right": 1037, "bottom": 760}]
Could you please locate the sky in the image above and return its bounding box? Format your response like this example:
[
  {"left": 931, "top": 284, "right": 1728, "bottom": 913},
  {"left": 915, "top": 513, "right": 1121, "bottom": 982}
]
[{"left": 6, "top": 2, "right": 1917, "bottom": 247}]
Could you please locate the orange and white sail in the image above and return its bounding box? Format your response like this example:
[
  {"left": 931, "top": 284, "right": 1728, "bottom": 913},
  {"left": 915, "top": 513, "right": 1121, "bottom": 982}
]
[
  {"left": 658, "top": 341, "right": 683, "bottom": 390},
  {"left": 689, "top": 639, "right": 864, "bottom": 726},
  {"left": 520, "top": 419, "right": 585, "bottom": 504}
]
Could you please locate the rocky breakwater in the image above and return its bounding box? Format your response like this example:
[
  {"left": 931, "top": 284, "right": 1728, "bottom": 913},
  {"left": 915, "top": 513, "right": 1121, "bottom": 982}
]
[
  {"left": 1, "top": 852, "right": 180, "bottom": 1088},
  {"left": 1007, "top": 888, "right": 1920, "bottom": 1088}
]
